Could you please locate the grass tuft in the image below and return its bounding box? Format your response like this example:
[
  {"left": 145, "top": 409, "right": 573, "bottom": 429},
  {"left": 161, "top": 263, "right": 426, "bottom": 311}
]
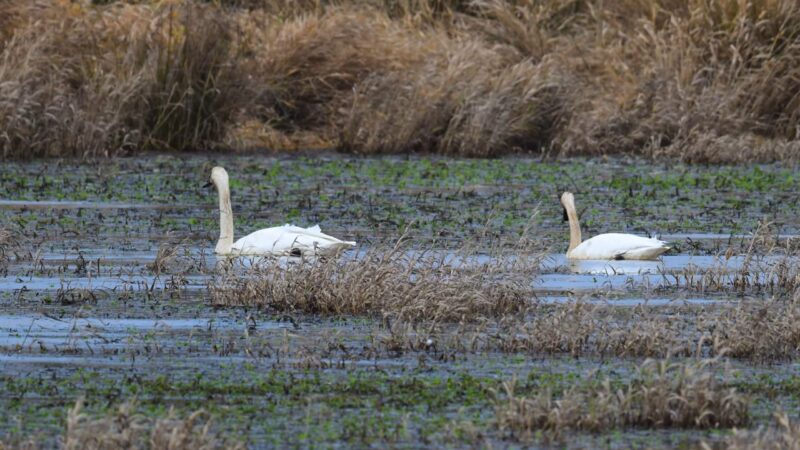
[
  {"left": 63, "top": 398, "right": 242, "bottom": 450},
  {"left": 494, "top": 358, "right": 749, "bottom": 440},
  {"left": 210, "top": 234, "right": 540, "bottom": 322}
]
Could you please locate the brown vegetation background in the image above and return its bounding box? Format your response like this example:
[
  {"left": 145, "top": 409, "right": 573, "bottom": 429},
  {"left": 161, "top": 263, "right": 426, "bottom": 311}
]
[{"left": 0, "top": 0, "right": 798, "bottom": 162}]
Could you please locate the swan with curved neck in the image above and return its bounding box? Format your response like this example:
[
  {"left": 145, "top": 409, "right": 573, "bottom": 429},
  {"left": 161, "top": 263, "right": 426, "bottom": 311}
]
[
  {"left": 207, "top": 166, "right": 356, "bottom": 256},
  {"left": 560, "top": 192, "right": 669, "bottom": 260}
]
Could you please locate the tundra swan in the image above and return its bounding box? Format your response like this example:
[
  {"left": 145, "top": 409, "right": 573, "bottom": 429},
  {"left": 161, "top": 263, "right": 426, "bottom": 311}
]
[
  {"left": 560, "top": 192, "right": 669, "bottom": 260},
  {"left": 206, "top": 166, "right": 356, "bottom": 256}
]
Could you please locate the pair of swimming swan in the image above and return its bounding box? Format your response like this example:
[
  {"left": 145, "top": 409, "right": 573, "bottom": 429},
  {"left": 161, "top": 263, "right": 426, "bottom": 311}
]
[{"left": 207, "top": 166, "right": 669, "bottom": 260}]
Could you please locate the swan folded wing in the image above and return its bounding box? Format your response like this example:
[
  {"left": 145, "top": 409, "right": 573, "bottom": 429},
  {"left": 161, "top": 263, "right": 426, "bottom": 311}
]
[
  {"left": 281, "top": 224, "right": 322, "bottom": 234},
  {"left": 614, "top": 244, "right": 670, "bottom": 260},
  {"left": 574, "top": 233, "right": 669, "bottom": 260},
  {"left": 232, "top": 225, "right": 356, "bottom": 256}
]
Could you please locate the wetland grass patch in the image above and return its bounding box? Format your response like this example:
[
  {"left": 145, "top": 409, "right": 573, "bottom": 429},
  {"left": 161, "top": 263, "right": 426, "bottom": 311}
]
[
  {"left": 660, "top": 223, "right": 800, "bottom": 298},
  {"left": 0, "top": 398, "right": 242, "bottom": 450},
  {"left": 210, "top": 236, "right": 541, "bottom": 322},
  {"left": 710, "top": 412, "right": 800, "bottom": 450},
  {"left": 494, "top": 358, "right": 749, "bottom": 440},
  {"left": 365, "top": 300, "right": 800, "bottom": 361},
  {"left": 64, "top": 398, "right": 242, "bottom": 450}
]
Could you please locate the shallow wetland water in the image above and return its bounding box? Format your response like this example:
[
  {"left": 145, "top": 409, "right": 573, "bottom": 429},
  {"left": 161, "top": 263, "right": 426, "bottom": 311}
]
[{"left": 1, "top": 155, "right": 800, "bottom": 448}]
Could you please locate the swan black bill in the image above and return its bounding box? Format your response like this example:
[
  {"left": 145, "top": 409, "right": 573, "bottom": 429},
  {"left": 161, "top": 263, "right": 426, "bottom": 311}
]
[
  {"left": 203, "top": 181, "right": 213, "bottom": 189},
  {"left": 562, "top": 207, "right": 568, "bottom": 222}
]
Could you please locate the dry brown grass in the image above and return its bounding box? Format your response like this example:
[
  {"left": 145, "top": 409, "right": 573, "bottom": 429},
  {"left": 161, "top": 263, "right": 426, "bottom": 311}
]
[
  {"left": 494, "top": 358, "right": 749, "bottom": 440},
  {"left": 372, "top": 299, "right": 800, "bottom": 361},
  {"left": 707, "top": 411, "right": 800, "bottom": 450},
  {"left": 0, "top": 1, "right": 244, "bottom": 158},
  {"left": 710, "top": 300, "right": 800, "bottom": 361},
  {"left": 63, "top": 398, "right": 243, "bottom": 450},
  {"left": 1, "top": 0, "right": 798, "bottom": 161},
  {"left": 210, "top": 234, "right": 540, "bottom": 322},
  {"left": 0, "top": 398, "right": 243, "bottom": 450}
]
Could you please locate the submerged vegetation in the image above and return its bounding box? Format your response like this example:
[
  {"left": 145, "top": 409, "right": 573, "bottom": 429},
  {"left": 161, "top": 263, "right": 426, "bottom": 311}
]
[{"left": 1, "top": 0, "right": 799, "bottom": 161}]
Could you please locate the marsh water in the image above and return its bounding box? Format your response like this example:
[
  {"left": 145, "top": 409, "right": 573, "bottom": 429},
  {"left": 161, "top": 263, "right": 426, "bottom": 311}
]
[{"left": 2, "top": 155, "right": 799, "bottom": 448}]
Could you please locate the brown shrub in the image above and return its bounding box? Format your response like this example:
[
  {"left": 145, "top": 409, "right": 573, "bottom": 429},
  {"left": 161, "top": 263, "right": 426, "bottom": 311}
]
[
  {"left": 556, "top": 0, "right": 800, "bottom": 162},
  {"left": 236, "top": 6, "right": 428, "bottom": 145}
]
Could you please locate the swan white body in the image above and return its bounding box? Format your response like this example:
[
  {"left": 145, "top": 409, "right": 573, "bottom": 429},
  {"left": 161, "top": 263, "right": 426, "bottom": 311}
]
[
  {"left": 209, "top": 167, "right": 356, "bottom": 257},
  {"left": 560, "top": 192, "right": 669, "bottom": 260}
]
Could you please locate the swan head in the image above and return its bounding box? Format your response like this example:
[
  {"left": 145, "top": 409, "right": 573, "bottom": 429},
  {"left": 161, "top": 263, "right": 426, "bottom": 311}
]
[
  {"left": 560, "top": 192, "right": 575, "bottom": 208},
  {"left": 208, "top": 166, "right": 229, "bottom": 190},
  {"left": 560, "top": 192, "right": 576, "bottom": 217}
]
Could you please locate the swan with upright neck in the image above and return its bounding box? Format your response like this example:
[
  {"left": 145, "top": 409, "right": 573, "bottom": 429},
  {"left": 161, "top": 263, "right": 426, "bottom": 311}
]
[
  {"left": 560, "top": 191, "right": 669, "bottom": 260},
  {"left": 207, "top": 166, "right": 356, "bottom": 257}
]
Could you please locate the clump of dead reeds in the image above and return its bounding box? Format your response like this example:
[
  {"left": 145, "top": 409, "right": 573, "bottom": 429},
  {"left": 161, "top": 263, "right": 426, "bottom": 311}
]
[
  {"left": 472, "top": 300, "right": 693, "bottom": 359},
  {"left": 63, "top": 398, "right": 242, "bottom": 450},
  {"left": 147, "top": 240, "right": 196, "bottom": 276},
  {"left": 210, "top": 233, "right": 541, "bottom": 323},
  {"left": 0, "top": 226, "right": 11, "bottom": 253},
  {"left": 710, "top": 300, "right": 800, "bottom": 362},
  {"left": 494, "top": 358, "right": 748, "bottom": 440},
  {"left": 239, "top": 7, "right": 428, "bottom": 142},
  {"left": 706, "top": 411, "right": 800, "bottom": 450},
  {"left": 384, "top": 298, "right": 800, "bottom": 361},
  {"left": 0, "top": 225, "right": 18, "bottom": 274}
]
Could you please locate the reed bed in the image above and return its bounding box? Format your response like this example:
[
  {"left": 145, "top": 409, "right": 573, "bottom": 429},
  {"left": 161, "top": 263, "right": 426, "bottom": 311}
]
[
  {"left": 494, "top": 358, "right": 749, "bottom": 439},
  {"left": 1, "top": 0, "right": 798, "bottom": 161}
]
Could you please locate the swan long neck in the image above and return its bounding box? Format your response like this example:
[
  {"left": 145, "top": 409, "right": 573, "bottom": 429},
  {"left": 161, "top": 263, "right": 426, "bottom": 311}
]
[
  {"left": 563, "top": 196, "right": 582, "bottom": 253},
  {"left": 216, "top": 180, "right": 234, "bottom": 255}
]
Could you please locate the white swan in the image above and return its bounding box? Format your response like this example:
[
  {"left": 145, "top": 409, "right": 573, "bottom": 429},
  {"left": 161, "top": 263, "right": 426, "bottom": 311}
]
[
  {"left": 206, "top": 166, "right": 356, "bottom": 257},
  {"left": 560, "top": 192, "right": 669, "bottom": 260}
]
